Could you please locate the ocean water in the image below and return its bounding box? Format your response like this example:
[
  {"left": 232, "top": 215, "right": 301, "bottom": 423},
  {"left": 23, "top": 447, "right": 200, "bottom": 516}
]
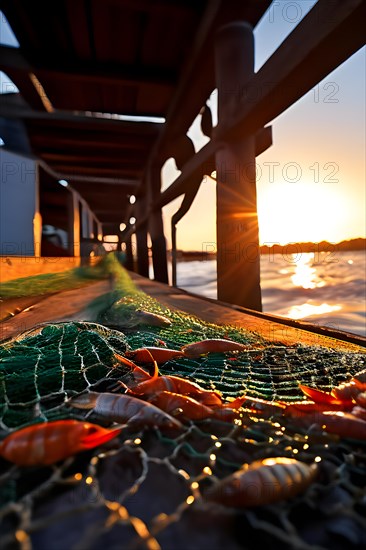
[{"left": 174, "top": 250, "right": 366, "bottom": 337}]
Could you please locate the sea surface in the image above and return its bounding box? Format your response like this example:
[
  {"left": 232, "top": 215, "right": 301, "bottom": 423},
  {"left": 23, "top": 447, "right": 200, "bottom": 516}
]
[{"left": 174, "top": 250, "right": 366, "bottom": 337}]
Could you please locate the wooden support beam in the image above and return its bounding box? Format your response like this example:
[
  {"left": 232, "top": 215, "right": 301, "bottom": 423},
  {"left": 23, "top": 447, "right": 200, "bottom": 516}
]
[
  {"left": 124, "top": 236, "right": 134, "bottom": 272},
  {"left": 135, "top": 199, "right": 149, "bottom": 278},
  {"left": 123, "top": 122, "right": 271, "bottom": 239},
  {"left": 171, "top": 179, "right": 202, "bottom": 287},
  {"left": 156, "top": 126, "right": 272, "bottom": 207},
  {"left": 67, "top": 191, "right": 80, "bottom": 257},
  {"left": 0, "top": 94, "right": 163, "bottom": 135},
  {"left": 147, "top": 167, "right": 168, "bottom": 284},
  {"left": 215, "top": 22, "right": 261, "bottom": 311}
]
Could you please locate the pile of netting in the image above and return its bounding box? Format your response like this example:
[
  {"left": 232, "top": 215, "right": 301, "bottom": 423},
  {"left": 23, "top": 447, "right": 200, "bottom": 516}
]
[{"left": 0, "top": 259, "right": 365, "bottom": 550}]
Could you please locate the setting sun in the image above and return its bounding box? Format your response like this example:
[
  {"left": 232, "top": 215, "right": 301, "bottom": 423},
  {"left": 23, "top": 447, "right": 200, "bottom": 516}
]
[{"left": 257, "top": 181, "right": 348, "bottom": 245}]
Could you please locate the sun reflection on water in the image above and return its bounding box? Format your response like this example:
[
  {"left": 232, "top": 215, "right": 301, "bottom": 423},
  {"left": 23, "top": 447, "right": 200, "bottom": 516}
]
[
  {"left": 286, "top": 253, "right": 342, "bottom": 319},
  {"left": 290, "top": 253, "right": 325, "bottom": 289},
  {"left": 287, "top": 302, "right": 342, "bottom": 320}
]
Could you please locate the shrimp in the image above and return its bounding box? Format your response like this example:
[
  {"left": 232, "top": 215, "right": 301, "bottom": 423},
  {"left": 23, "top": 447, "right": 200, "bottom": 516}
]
[
  {"left": 0, "top": 420, "right": 122, "bottom": 466},
  {"left": 70, "top": 391, "right": 182, "bottom": 430},
  {"left": 181, "top": 339, "right": 250, "bottom": 358},
  {"left": 126, "top": 347, "right": 184, "bottom": 364},
  {"left": 118, "top": 348, "right": 221, "bottom": 406},
  {"left": 148, "top": 391, "right": 215, "bottom": 421},
  {"left": 127, "top": 375, "right": 222, "bottom": 407},
  {"left": 205, "top": 457, "right": 318, "bottom": 508}
]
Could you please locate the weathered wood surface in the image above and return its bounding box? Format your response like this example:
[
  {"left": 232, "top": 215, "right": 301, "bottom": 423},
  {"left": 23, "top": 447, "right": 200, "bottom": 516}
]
[{"left": 0, "top": 280, "right": 111, "bottom": 342}]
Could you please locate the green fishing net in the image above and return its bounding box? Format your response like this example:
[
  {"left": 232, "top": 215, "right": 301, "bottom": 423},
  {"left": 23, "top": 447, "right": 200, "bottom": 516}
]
[{"left": 0, "top": 257, "right": 365, "bottom": 549}]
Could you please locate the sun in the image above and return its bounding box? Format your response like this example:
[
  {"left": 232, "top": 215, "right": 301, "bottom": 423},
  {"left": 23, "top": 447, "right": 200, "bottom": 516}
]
[{"left": 257, "top": 181, "right": 346, "bottom": 245}]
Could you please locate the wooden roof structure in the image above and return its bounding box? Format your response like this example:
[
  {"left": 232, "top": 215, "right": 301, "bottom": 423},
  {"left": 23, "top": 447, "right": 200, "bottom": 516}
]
[{"left": 0, "top": 0, "right": 271, "bottom": 225}]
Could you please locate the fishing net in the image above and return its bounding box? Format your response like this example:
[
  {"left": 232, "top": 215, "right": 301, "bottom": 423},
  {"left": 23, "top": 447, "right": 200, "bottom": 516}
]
[{"left": 0, "top": 258, "right": 365, "bottom": 549}]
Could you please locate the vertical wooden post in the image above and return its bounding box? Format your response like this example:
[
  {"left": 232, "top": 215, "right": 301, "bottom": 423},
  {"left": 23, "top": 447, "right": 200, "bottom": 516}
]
[
  {"left": 68, "top": 190, "right": 80, "bottom": 257},
  {"left": 135, "top": 198, "right": 149, "bottom": 277},
  {"left": 148, "top": 165, "right": 169, "bottom": 284},
  {"left": 171, "top": 219, "right": 178, "bottom": 286},
  {"left": 215, "top": 22, "right": 262, "bottom": 311},
  {"left": 33, "top": 163, "right": 42, "bottom": 257},
  {"left": 124, "top": 235, "right": 134, "bottom": 271}
]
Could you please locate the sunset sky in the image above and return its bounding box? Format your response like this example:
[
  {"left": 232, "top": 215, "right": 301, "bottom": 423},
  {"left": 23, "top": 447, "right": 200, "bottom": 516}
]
[{"left": 1, "top": 2, "right": 365, "bottom": 250}]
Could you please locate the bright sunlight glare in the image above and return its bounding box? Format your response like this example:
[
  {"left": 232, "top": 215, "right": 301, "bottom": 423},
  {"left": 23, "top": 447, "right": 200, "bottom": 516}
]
[
  {"left": 287, "top": 302, "right": 342, "bottom": 319},
  {"left": 258, "top": 181, "right": 346, "bottom": 245}
]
